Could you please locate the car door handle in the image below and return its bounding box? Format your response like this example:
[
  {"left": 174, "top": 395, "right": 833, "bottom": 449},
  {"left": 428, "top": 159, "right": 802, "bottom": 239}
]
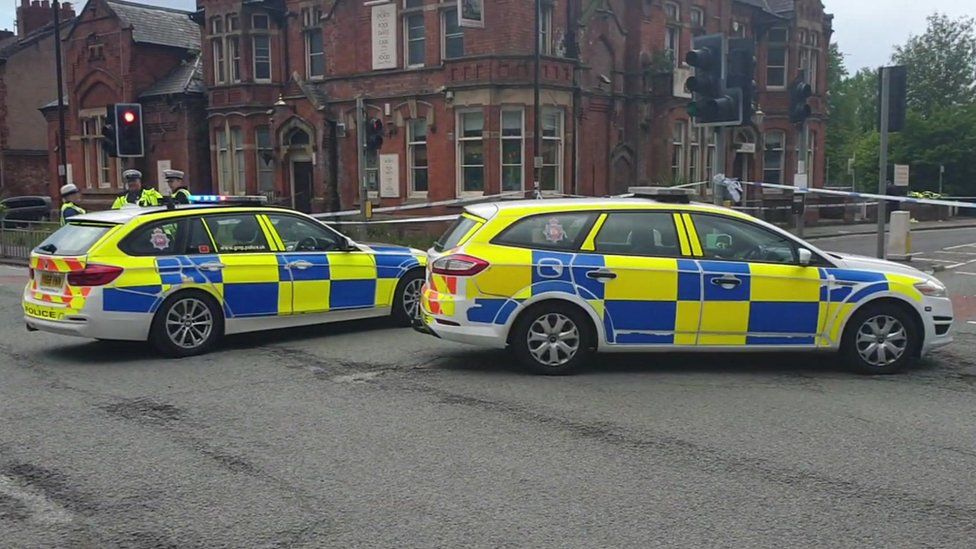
[
  {"left": 586, "top": 269, "right": 617, "bottom": 281},
  {"left": 199, "top": 262, "right": 225, "bottom": 271},
  {"left": 710, "top": 275, "right": 742, "bottom": 288},
  {"left": 287, "top": 260, "right": 314, "bottom": 270}
]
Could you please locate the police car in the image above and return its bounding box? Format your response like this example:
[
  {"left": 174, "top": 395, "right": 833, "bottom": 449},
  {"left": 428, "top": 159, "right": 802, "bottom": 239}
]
[
  {"left": 418, "top": 199, "right": 954, "bottom": 375},
  {"left": 24, "top": 197, "right": 427, "bottom": 356}
]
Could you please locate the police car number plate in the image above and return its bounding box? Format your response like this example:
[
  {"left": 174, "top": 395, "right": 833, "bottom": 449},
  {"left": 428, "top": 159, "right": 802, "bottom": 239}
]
[{"left": 39, "top": 272, "right": 63, "bottom": 290}]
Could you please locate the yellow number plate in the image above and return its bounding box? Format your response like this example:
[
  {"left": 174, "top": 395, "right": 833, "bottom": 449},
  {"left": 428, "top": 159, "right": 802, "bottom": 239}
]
[
  {"left": 39, "top": 272, "right": 64, "bottom": 290},
  {"left": 23, "top": 302, "right": 66, "bottom": 321}
]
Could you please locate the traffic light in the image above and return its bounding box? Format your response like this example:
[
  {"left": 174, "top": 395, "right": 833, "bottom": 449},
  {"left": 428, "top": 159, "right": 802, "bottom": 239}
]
[
  {"left": 101, "top": 104, "right": 117, "bottom": 158},
  {"left": 879, "top": 65, "right": 907, "bottom": 132},
  {"left": 685, "top": 34, "right": 742, "bottom": 126},
  {"left": 727, "top": 38, "right": 756, "bottom": 125},
  {"left": 365, "top": 117, "right": 384, "bottom": 151},
  {"left": 789, "top": 73, "right": 813, "bottom": 124},
  {"left": 114, "top": 103, "right": 144, "bottom": 157}
]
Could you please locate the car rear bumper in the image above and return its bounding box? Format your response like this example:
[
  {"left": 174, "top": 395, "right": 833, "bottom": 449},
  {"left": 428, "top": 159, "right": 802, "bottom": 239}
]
[
  {"left": 416, "top": 307, "right": 508, "bottom": 349},
  {"left": 23, "top": 290, "right": 151, "bottom": 341}
]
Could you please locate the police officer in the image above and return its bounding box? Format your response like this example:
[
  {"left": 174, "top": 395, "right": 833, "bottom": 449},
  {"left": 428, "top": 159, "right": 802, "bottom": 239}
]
[
  {"left": 59, "top": 184, "right": 85, "bottom": 226},
  {"left": 139, "top": 171, "right": 164, "bottom": 207},
  {"left": 165, "top": 170, "right": 191, "bottom": 204},
  {"left": 112, "top": 170, "right": 144, "bottom": 209}
]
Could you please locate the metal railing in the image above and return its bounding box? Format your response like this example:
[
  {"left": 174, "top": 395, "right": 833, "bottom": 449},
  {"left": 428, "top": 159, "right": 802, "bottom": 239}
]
[{"left": 0, "top": 220, "right": 59, "bottom": 263}]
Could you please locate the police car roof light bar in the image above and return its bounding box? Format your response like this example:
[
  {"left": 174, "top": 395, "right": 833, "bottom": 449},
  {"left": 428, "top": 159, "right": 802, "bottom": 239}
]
[
  {"left": 626, "top": 187, "right": 695, "bottom": 204},
  {"left": 188, "top": 195, "right": 269, "bottom": 206}
]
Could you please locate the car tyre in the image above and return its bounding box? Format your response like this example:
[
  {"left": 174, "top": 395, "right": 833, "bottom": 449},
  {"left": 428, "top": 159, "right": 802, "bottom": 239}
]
[
  {"left": 392, "top": 269, "right": 425, "bottom": 327},
  {"left": 841, "top": 302, "right": 919, "bottom": 375},
  {"left": 511, "top": 302, "right": 595, "bottom": 375},
  {"left": 150, "top": 291, "right": 223, "bottom": 358}
]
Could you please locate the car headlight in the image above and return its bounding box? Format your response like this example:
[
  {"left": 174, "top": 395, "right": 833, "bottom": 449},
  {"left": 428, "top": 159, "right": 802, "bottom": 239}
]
[{"left": 915, "top": 279, "right": 948, "bottom": 298}]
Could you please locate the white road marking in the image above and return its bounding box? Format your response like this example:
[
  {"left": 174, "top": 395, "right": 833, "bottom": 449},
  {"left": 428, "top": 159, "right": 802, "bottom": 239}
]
[
  {"left": 955, "top": 272, "right": 976, "bottom": 276},
  {"left": 933, "top": 250, "right": 976, "bottom": 256},
  {"left": 0, "top": 474, "right": 75, "bottom": 525},
  {"left": 918, "top": 258, "right": 960, "bottom": 264},
  {"left": 944, "top": 243, "right": 976, "bottom": 250}
]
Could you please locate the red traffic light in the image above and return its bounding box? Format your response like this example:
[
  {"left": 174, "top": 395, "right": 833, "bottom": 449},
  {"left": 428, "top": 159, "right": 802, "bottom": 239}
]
[{"left": 122, "top": 111, "right": 137, "bottom": 124}]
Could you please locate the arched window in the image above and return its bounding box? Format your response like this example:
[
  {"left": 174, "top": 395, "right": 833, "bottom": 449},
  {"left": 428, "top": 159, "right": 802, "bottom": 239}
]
[{"left": 287, "top": 128, "right": 311, "bottom": 146}]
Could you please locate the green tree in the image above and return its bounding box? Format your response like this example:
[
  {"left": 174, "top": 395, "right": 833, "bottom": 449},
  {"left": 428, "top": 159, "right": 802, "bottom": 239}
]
[
  {"left": 892, "top": 13, "right": 976, "bottom": 118},
  {"left": 890, "top": 105, "right": 976, "bottom": 195},
  {"left": 824, "top": 43, "right": 877, "bottom": 185}
]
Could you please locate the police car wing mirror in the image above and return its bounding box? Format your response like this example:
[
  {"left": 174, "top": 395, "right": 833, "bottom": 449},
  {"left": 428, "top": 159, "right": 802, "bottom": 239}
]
[
  {"left": 338, "top": 237, "right": 356, "bottom": 252},
  {"left": 798, "top": 248, "right": 813, "bottom": 266}
]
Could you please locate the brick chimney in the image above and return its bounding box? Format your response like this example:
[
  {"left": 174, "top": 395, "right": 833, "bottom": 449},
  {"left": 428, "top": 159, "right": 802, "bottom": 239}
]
[{"left": 16, "top": 0, "right": 74, "bottom": 37}]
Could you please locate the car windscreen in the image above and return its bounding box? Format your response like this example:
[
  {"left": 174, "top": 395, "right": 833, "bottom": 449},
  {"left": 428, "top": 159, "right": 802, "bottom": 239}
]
[
  {"left": 33, "top": 223, "right": 114, "bottom": 256},
  {"left": 433, "top": 215, "right": 482, "bottom": 252}
]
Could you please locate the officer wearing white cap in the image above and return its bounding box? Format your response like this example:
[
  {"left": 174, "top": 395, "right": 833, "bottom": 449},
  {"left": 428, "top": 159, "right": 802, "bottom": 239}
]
[
  {"left": 59, "top": 183, "right": 85, "bottom": 226},
  {"left": 112, "top": 169, "right": 144, "bottom": 209},
  {"left": 165, "top": 169, "right": 191, "bottom": 204}
]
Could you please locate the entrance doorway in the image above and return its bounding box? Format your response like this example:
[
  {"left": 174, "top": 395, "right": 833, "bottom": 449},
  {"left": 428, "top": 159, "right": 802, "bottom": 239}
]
[{"left": 291, "top": 161, "right": 313, "bottom": 213}]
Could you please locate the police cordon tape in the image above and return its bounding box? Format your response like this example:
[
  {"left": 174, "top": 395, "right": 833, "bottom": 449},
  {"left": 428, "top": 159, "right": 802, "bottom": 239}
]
[
  {"left": 313, "top": 190, "right": 594, "bottom": 225},
  {"left": 734, "top": 201, "right": 879, "bottom": 212},
  {"left": 311, "top": 190, "right": 528, "bottom": 220},
  {"left": 315, "top": 180, "right": 976, "bottom": 226},
  {"left": 736, "top": 180, "right": 976, "bottom": 209},
  {"left": 326, "top": 214, "right": 461, "bottom": 226}
]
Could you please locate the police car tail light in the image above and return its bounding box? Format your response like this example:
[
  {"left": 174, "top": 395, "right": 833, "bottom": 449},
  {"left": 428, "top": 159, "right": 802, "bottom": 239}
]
[
  {"left": 431, "top": 254, "right": 489, "bottom": 277},
  {"left": 67, "top": 264, "right": 123, "bottom": 287}
]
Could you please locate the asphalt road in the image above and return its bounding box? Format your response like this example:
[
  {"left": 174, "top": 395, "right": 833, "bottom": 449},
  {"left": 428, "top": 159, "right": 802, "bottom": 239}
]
[{"left": 2, "top": 228, "right": 975, "bottom": 548}]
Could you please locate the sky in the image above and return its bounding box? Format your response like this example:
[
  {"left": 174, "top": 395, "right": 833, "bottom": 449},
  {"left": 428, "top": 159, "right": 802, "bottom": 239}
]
[
  {"left": 823, "top": 0, "right": 974, "bottom": 72},
  {"left": 0, "top": 0, "right": 972, "bottom": 73}
]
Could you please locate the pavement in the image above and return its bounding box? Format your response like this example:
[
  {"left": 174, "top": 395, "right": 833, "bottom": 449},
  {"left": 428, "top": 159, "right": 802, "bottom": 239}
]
[
  {"left": 800, "top": 216, "right": 976, "bottom": 240},
  {"left": 2, "top": 228, "right": 976, "bottom": 547}
]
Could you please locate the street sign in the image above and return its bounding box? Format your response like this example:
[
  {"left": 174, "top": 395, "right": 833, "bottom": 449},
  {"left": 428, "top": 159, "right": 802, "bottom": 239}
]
[
  {"left": 795, "top": 173, "right": 808, "bottom": 190},
  {"left": 894, "top": 164, "right": 910, "bottom": 187},
  {"left": 379, "top": 153, "right": 400, "bottom": 198}
]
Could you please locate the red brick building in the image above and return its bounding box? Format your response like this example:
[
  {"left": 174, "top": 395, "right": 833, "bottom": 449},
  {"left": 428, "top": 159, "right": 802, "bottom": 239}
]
[
  {"left": 40, "top": 0, "right": 210, "bottom": 208},
  {"left": 0, "top": 1, "right": 75, "bottom": 198},
  {"left": 195, "top": 0, "right": 830, "bottom": 213}
]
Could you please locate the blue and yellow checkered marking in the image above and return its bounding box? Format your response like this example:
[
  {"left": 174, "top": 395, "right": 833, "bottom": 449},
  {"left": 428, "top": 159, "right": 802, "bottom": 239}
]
[
  {"left": 102, "top": 248, "right": 423, "bottom": 318},
  {"left": 103, "top": 285, "right": 165, "bottom": 314},
  {"left": 462, "top": 251, "right": 916, "bottom": 348}
]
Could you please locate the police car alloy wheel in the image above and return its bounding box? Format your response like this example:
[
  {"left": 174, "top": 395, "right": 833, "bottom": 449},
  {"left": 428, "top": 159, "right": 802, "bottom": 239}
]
[
  {"left": 512, "top": 303, "right": 594, "bottom": 375},
  {"left": 151, "top": 292, "right": 223, "bottom": 357},
  {"left": 392, "top": 270, "right": 425, "bottom": 326},
  {"left": 842, "top": 303, "right": 918, "bottom": 375}
]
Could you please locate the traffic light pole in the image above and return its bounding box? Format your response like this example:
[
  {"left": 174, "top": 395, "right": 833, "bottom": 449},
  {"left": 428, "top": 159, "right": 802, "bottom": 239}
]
[
  {"left": 877, "top": 68, "right": 891, "bottom": 259},
  {"left": 795, "top": 120, "right": 807, "bottom": 238},
  {"left": 532, "top": 0, "right": 542, "bottom": 199},
  {"left": 53, "top": 1, "right": 68, "bottom": 188},
  {"left": 713, "top": 127, "right": 727, "bottom": 206},
  {"left": 356, "top": 97, "right": 368, "bottom": 239}
]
